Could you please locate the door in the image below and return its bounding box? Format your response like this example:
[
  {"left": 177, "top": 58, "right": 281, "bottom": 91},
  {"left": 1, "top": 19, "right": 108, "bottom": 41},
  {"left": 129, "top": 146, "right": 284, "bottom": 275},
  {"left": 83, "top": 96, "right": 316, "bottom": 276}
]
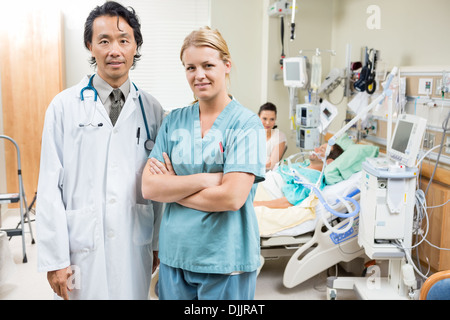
[{"left": 0, "top": 6, "right": 65, "bottom": 205}]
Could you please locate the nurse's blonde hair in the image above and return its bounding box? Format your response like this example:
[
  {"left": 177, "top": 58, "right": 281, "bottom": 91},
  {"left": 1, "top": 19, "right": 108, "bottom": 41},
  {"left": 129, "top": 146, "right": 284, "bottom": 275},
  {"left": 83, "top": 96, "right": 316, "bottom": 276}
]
[{"left": 180, "top": 26, "right": 232, "bottom": 100}]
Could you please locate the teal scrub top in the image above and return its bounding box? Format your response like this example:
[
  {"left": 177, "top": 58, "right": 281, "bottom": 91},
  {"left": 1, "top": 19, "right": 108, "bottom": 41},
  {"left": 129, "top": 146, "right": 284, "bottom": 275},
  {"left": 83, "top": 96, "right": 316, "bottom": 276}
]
[{"left": 150, "top": 99, "right": 266, "bottom": 274}]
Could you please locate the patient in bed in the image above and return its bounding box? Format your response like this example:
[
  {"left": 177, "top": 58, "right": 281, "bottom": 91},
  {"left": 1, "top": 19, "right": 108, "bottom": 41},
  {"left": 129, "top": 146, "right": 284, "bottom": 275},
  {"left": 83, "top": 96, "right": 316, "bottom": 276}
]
[{"left": 253, "top": 143, "right": 344, "bottom": 209}]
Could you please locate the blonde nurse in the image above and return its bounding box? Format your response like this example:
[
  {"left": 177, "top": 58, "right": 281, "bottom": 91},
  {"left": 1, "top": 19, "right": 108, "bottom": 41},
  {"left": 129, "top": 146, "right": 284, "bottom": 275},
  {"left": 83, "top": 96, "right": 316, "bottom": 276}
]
[{"left": 141, "top": 27, "right": 265, "bottom": 300}]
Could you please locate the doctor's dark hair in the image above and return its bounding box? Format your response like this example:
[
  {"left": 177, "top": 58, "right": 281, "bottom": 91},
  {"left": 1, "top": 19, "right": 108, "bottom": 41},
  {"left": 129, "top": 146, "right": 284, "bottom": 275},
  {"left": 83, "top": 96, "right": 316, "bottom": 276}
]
[{"left": 84, "top": 1, "right": 143, "bottom": 68}]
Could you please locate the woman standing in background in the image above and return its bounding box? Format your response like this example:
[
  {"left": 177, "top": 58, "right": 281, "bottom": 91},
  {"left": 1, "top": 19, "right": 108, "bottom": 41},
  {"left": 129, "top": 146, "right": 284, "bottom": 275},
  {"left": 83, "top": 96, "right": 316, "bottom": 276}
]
[{"left": 259, "top": 102, "right": 287, "bottom": 170}]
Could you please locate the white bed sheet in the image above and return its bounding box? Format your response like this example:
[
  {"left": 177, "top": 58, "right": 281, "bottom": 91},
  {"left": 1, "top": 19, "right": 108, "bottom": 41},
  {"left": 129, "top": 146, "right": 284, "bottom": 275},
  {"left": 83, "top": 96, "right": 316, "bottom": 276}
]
[{"left": 259, "top": 171, "right": 362, "bottom": 237}]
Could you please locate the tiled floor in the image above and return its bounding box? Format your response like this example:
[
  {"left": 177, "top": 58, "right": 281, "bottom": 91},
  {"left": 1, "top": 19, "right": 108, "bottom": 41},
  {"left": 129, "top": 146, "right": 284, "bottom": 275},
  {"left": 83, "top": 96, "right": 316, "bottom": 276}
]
[{"left": 0, "top": 208, "right": 356, "bottom": 300}]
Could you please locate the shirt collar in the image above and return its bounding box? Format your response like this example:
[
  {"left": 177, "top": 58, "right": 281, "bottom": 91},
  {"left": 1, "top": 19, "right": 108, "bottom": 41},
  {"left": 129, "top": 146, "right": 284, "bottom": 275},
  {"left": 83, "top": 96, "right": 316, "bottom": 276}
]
[{"left": 92, "top": 74, "right": 130, "bottom": 104}]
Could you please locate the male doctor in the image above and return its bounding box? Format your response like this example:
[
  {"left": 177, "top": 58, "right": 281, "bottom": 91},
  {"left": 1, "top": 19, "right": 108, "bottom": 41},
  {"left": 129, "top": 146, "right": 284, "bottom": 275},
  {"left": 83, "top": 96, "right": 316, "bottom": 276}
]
[{"left": 36, "top": 1, "right": 164, "bottom": 300}]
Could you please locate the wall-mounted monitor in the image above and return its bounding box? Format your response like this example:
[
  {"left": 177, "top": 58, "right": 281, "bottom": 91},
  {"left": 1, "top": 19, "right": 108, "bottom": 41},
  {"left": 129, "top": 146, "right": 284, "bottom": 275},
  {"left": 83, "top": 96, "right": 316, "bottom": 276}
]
[
  {"left": 283, "top": 56, "right": 308, "bottom": 88},
  {"left": 388, "top": 114, "right": 427, "bottom": 167}
]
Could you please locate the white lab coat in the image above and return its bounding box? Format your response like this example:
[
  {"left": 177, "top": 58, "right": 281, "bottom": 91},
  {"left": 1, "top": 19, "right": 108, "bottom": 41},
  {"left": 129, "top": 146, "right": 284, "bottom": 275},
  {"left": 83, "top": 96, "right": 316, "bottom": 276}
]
[{"left": 36, "top": 75, "right": 164, "bottom": 299}]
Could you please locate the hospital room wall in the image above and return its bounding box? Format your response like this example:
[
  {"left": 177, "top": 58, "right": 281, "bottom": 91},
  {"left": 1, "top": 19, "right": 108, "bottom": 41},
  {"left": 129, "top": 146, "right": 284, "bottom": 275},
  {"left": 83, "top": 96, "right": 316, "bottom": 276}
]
[
  {"left": 59, "top": 0, "right": 283, "bottom": 116},
  {"left": 262, "top": 0, "right": 334, "bottom": 155},
  {"left": 211, "top": 0, "right": 335, "bottom": 155},
  {"left": 210, "top": 0, "right": 267, "bottom": 116},
  {"left": 61, "top": 0, "right": 267, "bottom": 108},
  {"left": 207, "top": 0, "right": 334, "bottom": 156},
  {"left": 328, "top": 0, "right": 450, "bottom": 135},
  {"left": 3, "top": 1, "right": 450, "bottom": 185},
  {"left": 0, "top": 0, "right": 268, "bottom": 199},
  {"left": 258, "top": 0, "right": 450, "bottom": 157},
  {"left": 209, "top": 0, "right": 450, "bottom": 156},
  {"left": 62, "top": 0, "right": 106, "bottom": 88},
  {"left": 60, "top": 0, "right": 450, "bottom": 119}
]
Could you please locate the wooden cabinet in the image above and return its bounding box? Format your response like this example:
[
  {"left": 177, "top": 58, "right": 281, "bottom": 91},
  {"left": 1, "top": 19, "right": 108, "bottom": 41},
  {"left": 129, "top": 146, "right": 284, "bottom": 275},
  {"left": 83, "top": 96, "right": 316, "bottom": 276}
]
[
  {"left": 417, "top": 164, "right": 450, "bottom": 272},
  {"left": 0, "top": 7, "right": 64, "bottom": 204}
]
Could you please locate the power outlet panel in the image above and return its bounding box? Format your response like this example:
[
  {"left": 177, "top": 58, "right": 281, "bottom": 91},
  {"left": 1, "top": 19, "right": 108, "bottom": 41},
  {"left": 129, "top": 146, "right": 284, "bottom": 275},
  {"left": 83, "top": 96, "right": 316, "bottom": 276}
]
[{"left": 418, "top": 78, "right": 433, "bottom": 95}]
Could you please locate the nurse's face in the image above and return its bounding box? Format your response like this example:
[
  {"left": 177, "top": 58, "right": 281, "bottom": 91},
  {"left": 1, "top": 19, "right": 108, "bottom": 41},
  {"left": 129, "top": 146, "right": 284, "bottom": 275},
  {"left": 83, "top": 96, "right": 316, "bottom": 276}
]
[
  {"left": 182, "top": 46, "right": 231, "bottom": 103},
  {"left": 88, "top": 15, "right": 137, "bottom": 88}
]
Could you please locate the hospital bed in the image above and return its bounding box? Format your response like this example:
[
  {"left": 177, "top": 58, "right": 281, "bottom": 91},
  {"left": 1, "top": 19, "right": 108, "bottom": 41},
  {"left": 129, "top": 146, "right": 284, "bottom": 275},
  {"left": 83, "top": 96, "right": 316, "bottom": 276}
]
[{"left": 255, "top": 141, "right": 379, "bottom": 288}]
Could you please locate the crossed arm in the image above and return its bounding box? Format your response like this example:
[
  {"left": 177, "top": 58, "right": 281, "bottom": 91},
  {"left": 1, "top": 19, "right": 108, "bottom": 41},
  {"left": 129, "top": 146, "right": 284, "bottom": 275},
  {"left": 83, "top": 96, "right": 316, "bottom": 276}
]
[{"left": 141, "top": 153, "right": 255, "bottom": 212}]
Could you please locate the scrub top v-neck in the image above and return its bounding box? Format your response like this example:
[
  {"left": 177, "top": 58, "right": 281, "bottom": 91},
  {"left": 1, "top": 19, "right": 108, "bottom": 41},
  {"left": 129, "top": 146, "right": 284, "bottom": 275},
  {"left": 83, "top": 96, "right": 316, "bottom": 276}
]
[{"left": 150, "top": 98, "right": 266, "bottom": 274}]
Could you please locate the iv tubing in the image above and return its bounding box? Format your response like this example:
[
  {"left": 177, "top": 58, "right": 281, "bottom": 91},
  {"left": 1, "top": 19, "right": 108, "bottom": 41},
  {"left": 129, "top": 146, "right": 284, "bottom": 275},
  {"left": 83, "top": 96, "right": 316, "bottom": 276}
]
[
  {"left": 327, "top": 66, "right": 398, "bottom": 157},
  {"left": 279, "top": 165, "right": 360, "bottom": 219}
]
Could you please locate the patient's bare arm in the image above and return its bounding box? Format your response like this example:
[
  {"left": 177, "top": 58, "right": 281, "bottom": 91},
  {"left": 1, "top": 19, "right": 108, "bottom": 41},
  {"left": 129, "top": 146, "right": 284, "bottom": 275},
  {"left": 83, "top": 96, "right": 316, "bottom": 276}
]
[{"left": 253, "top": 196, "right": 293, "bottom": 209}]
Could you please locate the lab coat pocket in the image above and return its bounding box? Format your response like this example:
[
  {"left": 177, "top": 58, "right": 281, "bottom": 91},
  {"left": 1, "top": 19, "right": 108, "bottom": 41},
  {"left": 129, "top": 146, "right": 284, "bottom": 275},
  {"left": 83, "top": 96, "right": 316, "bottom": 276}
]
[
  {"left": 133, "top": 203, "right": 154, "bottom": 246},
  {"left": 66, "top": 207, "right": 98, "bottom": 254}
]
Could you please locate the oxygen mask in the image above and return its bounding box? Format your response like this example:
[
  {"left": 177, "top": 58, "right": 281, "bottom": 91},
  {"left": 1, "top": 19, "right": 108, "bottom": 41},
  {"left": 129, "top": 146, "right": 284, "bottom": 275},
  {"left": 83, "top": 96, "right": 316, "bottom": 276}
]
[{"left": 310, "top": 150, "right": 325, "bottom": 161}]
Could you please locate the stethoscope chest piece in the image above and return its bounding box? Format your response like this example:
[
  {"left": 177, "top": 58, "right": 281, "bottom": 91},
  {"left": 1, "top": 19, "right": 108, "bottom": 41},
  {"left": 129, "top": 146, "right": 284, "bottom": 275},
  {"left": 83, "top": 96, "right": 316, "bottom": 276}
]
[{"left": 145, "top": 139, "right": 155, "bottom": 152}]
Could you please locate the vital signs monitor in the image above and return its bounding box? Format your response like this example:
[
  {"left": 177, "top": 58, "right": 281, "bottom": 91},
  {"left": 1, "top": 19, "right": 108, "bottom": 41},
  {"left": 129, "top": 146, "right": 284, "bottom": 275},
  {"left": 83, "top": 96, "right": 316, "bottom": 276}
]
[
  {"left": 387, "top": 113, "right": 427, "bottom": 167},
  {"left": 283, "top": 56, "right": 308, "bottom": 88}
]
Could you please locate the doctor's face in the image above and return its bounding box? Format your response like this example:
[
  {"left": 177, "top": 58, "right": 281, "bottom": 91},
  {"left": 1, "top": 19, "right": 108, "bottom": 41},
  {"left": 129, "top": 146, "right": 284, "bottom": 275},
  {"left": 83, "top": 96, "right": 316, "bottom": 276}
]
[{"left": 88, "top": 15, "right": 137, "bottom": 88}]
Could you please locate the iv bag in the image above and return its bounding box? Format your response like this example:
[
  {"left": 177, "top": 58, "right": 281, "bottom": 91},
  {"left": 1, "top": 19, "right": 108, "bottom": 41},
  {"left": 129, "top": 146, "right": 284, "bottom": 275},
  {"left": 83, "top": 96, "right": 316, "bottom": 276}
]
[{"left": 311, "top": 55, "right": 322, "bottom": 91}]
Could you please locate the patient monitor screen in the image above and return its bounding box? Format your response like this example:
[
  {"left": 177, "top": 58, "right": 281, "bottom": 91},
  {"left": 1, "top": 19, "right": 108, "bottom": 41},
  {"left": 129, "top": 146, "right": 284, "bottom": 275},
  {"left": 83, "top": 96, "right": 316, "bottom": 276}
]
[
  {"left": 388, "top": 114, "right": 427, "bottom": 167},
  {"left": 391, "top": 120, "right": 413, "bottom": 153},
  {"left": 285, "top": 61, "right": 300, "bottom": 81}
]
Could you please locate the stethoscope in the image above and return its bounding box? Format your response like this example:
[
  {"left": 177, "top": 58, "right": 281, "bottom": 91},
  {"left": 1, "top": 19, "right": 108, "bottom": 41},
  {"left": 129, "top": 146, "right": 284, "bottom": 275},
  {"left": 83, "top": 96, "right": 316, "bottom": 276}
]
[{"left": 79, "top": 74, "right": 154, "bottom": 152}]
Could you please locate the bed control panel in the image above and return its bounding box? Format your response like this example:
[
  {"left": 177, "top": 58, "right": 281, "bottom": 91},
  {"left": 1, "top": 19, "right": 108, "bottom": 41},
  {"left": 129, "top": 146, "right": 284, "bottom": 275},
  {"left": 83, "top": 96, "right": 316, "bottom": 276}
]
[{"left": 329, "top": 216, "right": 359, "bottom": 245}]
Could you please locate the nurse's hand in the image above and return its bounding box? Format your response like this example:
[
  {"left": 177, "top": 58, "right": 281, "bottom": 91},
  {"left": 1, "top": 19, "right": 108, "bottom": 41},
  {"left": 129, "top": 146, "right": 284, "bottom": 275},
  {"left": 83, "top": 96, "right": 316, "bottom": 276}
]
[
  {"left": 47, "top": 267, "right": 72, "bottom": 300},
  {"left": 148, "top": 152, "right": 176, "bottom": 175}
]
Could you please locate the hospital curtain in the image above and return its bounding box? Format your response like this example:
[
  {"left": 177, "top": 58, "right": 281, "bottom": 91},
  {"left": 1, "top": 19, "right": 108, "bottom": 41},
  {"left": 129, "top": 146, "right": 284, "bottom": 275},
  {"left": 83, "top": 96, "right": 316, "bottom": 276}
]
[{"left": 123, "top": 0, "right": 211, "bottom": 111}]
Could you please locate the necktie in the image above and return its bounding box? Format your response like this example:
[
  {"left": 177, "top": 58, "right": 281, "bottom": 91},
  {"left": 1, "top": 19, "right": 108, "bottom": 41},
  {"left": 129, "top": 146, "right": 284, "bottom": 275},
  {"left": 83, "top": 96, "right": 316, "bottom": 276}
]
[{"left": 110, "top": 89, "right": 122, "bottom": 126}]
